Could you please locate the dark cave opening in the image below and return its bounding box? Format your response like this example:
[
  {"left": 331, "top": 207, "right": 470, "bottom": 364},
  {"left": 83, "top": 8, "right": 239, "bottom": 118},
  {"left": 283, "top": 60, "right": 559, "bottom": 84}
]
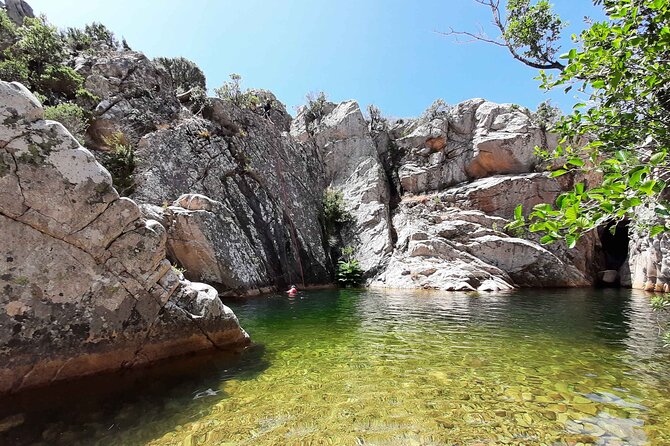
[{"left": 597, "top": 220, "right": 630, "bottom": 287}]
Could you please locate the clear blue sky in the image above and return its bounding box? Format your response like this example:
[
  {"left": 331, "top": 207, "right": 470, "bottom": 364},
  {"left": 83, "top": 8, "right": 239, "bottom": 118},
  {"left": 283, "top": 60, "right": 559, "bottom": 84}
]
[{"left": 29, "top": 0, "right": 601, "bottom": 118}]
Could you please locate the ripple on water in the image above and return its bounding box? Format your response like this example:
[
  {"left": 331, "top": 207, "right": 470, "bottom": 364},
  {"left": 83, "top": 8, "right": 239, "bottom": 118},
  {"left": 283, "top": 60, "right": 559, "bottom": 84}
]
[{"left": 2, "top": 288, "right": 670, "bottom": 445}]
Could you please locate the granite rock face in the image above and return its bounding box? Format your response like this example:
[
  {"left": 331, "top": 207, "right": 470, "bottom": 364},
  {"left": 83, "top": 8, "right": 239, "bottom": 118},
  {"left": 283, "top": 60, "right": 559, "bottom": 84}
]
[
  {"left": 132, "top": 100, "right": 331, "bottom": 292},
  {"left": 289, "top": 98, "right": 596, "bottom": 288},
  {"left": 0, "top": 81, "right": 248, "bottom": 394},
  {"left": 369, "top": 197, "right": 591, "bottom": 292},
  {"left": 395, "top": 100, "right": 546, "bottom": 195},
  {"left": 624, "top": 232, "right": 670, "bottom": 292},
  {"left": 82, "top": 51, "right": 181, "bottom": 149},
  {"left": 291, "top": 100, "right": 394, "bottom": 274}
]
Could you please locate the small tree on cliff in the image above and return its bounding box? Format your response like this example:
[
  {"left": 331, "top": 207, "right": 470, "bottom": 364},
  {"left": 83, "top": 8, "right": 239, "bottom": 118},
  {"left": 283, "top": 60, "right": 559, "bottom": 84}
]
[
  {"left": 447, "top": 0, "right": 670, "bottom": 246},
  {"left": 154, "top": 56, "right": 206, "bottom": 94}
]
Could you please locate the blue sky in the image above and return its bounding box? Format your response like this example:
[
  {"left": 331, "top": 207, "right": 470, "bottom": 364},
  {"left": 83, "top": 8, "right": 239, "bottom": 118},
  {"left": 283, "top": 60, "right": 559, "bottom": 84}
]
[{"left": 29, "top": 0, "right": 601, "bottom": 118}]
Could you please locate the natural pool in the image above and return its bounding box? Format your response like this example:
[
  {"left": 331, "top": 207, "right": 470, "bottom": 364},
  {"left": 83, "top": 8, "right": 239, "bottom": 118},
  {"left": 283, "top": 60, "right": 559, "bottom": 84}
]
[{"left": 3, "top": 288, "right": 670, "bottom": 445}]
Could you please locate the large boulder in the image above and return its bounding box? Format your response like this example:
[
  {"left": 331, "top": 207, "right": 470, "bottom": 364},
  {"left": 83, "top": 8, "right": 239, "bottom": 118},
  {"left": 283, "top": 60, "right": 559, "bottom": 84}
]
[
  {"left": 0, "top": 81, "right": 248, "bottom": 394},
  {"left": 370, "top": 198, "right": 591, "bottom": 291},
  {"left": 291, "top": 100, "right": 394, "bottom": 274},
  {"left": 396, "top": 100, "right": 547, "bottom": 194},
  {"left": 623, "top": 232, "right": 670, "bottom": 291},
  {"left": 438, "top": 173, "right": 563, "bottom": 218},
  {"left": 132, "top": 101, "right": 330, "bottom": 292}
]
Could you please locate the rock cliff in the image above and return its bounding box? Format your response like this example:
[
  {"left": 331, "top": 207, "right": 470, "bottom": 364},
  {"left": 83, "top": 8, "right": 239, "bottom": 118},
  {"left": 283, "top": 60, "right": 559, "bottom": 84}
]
[
  {"left": 0, "top": 81, "right": 248, "bottom": 394},
  {"left": 292, "top": 99, "right": 597, "bottom": 290}
]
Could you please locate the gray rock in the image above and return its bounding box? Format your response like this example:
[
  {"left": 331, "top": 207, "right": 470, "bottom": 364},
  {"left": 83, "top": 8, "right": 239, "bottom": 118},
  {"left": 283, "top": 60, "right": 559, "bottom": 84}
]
[
  {"left": 291, "top": 100, "right": 394, "bottom": 274},
  {"left": 4, "top": 0, "right": 33, "bottom": 26},
  {"left": 396, "top": 99, "right": 547, "bottom": 194},
  {"left": 132, "top": 102, "right": 330, "bottom": 292},
  {"left": 625, "top": 231, "right": 670, "bottom": 291},
  {"left": 370, "top": 198, "right": 590, "bottom": 291},
  {"left": 0, "top": 81, "right": 248, "bottom": 395},
  {"left": 83, "top": 51, "right": 180, "bottom": 148}
]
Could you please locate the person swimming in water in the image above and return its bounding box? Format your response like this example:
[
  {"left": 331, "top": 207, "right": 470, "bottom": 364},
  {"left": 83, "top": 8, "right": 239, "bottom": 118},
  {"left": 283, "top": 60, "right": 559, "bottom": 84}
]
[{"left": 286, "top": 285, "right": 298, "bottom": 297}]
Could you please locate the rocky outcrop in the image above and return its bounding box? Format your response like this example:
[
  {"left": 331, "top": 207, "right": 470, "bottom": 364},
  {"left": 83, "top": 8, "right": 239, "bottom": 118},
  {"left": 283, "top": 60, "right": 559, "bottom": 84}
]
[
  {"left": 395, "top": 100, "right": 546, "bottom": 194},
  {"left": 2, "top": 0, "right": 33, "bottom": 26},
  {"left": 0, "top": 81, "right": 248, "bottom": 394},
  {"left": 623, "top": 232, "right": 670, "bottom": 291},
  {"left": 288, "top": 97, "right": 597, "bottom": 288},
  {"left": 291, "top": 100, "right": 394, "bottom": 274},
  {"left": 370, "top": 197, "right": 591, "bottom": 292},
  {"left": 81, "top": 51, "right": 181, "bottom": 149},
  {"left": 132, "top": 99, "right": 330, "bottom": 292}
]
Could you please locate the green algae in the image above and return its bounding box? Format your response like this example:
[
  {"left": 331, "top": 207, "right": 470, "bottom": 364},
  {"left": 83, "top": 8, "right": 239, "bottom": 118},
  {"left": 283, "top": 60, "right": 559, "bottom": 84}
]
[{"left": 4, "top": 288, "right": 670, "bottom": 445}]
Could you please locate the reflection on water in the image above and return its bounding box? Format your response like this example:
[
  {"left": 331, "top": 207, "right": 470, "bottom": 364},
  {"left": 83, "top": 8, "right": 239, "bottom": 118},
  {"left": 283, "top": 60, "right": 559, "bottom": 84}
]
[{"left": 2, "top": 288, "right": 670, "bottom": 445}]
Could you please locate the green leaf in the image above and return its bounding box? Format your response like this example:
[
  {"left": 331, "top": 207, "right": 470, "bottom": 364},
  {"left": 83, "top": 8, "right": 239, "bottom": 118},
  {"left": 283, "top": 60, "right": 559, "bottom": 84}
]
[
  {"left": 650, "top": 150, "right": 667, "bottom": 166},
  {"left": 549, "top": 169, "right": 568, "bottom": 177},
  {"left": 650, "top": 225, "right": 667, "bottom": 238},
  {"left": 540, "top": 234, "right": 557, "bottom": 244},
  {"left": 514, "top": 204, "right": 523, "bottom": 221},
  {"left": 565, "top": 234, "right": 578, "bottom": 249}
]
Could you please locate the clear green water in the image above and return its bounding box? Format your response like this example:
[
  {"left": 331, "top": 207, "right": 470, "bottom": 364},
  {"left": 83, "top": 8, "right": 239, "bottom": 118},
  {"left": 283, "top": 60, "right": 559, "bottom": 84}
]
[{"left": 3, "top": 288, "right": 670, "bottom": 445}]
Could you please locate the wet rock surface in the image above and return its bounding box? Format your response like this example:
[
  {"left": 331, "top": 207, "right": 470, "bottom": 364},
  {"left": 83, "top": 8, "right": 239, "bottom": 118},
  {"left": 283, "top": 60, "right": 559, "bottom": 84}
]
[{"left": 0, "top": 81, "right": 248, "bottom": 394}]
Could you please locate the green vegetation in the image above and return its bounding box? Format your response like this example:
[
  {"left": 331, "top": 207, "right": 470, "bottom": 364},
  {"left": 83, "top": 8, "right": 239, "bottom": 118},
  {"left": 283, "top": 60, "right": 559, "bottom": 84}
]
[
  {"left": 154, "top": 56, "right": 206, "bottom": 94},
  {"left": 420, "top": 98, "right": 450, "bottom": 122},
  {"left": 0, "top": 12, "right": 102, "bottom": 105},
  {"left": 323, "top": 187, "right": 352, "bottom": 246},
  {"left": 304, "top": 91, "right": 328, "bottom": 124},
  {"left": 531, "top": 99, "right": 561, "bottom": 131},
  {"left": 503, "top": 0, "right": 566, "bottom": 69},
  {"left": 337, "top": 246, "right": 363, "bottom": 287},
  {"left": 503, "top": 0, "right": 670, "bottom": 245},
  {"left": 214, "top": 73, "right": 260, "bottom": 109},
  {"left": 99, "top": 132, "right": 135, "bottom": 197},
  {"left": 43, "top": 102, "right": 88, "bottom": 143},
  {"left": 61, "top": 22, "right": 119, "bottom": 53}
]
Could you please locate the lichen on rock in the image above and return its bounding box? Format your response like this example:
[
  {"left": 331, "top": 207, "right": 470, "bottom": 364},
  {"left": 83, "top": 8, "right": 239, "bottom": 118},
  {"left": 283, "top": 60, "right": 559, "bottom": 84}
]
[{"left": 0, "top": 80, "right": 248, "bottom": 395}]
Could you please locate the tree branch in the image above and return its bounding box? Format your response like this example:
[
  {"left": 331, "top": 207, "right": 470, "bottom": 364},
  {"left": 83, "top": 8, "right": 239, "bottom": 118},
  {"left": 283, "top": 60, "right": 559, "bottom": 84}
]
[{"left": 440, "top": 0, "right": 566, "bottom": 71}]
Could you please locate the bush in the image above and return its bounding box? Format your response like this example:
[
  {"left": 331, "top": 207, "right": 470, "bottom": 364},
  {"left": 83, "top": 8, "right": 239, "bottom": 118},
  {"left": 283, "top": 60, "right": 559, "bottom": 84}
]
[
  {"left": 0, "top": 58, "right": 29, "bottom": 84},
  {"left": 75, "top": 87, "right": 100, "bottom": 108},
  {"left": 37, "top": 65, "right": 84, "bottom": 98},
  {"left": 14, "top": 16, "right": 64, "bottom": 69},
  {"left": 337, "top": 246, "right": 363, "bottom": 287},
  {"left": 44, "top": 102, "right": 88, "bottom": 142},
  {"left": 304, "top": 91, "right": 328, "bottom": 124},
  {"left": 100, "top": 132, "right": 135, "bottom": 196},
  {"left": 62, "top": 22, "right": 118, "bottom": 53},
  {"left": 154, "top": 56, "right": 206, "bottom": 93},
  {"left": 420, "top": 99, "right": 450, "bottom": 122},
  {"left": 0, "top": 9, "right": 17, "bottom": 51},
  {"left": 323, "top": 188, "right": 351, "bottom": 239},
  {"left": 531, "top": 100, "right": 561, "bottom": 131},
  {"left": 214, "top": 73, "right": 260, "bottom": 109}
]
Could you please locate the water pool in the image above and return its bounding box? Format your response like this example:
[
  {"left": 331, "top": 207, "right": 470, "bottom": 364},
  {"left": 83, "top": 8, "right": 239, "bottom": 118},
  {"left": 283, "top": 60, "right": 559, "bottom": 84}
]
[{"left": 2, "top": 288, "right": 670, "bottom": 445}]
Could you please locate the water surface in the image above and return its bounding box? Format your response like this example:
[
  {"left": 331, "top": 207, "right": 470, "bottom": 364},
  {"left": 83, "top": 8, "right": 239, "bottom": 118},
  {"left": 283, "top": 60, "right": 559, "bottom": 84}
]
[{"left": 3, "top": 288, "right": 670, "bottom": 445}]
